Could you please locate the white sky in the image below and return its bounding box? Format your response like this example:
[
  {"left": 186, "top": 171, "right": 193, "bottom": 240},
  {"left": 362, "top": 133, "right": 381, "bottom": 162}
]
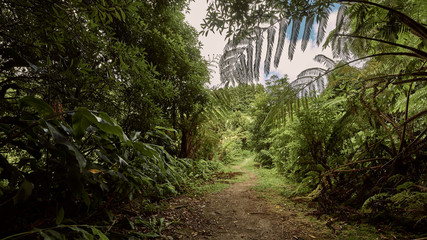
[{"left": 184, "top": 1, "right": 338, "bottom": 87}]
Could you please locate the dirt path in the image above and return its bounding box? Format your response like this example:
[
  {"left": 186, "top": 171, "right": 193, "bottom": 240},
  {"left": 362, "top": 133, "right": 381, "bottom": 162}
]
[
  {"left": 162, "top": 158, "right": 330, "bottom": 240},
  {"left": 192, "top": 157, "right": 290, "bottom": 240}
]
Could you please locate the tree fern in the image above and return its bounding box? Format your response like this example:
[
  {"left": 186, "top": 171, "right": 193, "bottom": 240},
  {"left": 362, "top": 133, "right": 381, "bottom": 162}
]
[
  {"left": 213, "top": 5, "right": 332, "bottom": 85},
  {"left": 213, "top": 0, "right": 427, "bottom": 92}
]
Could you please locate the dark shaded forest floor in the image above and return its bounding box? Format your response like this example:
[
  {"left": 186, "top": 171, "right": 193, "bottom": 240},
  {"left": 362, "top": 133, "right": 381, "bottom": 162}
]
[{"left": 154, "top": 158, "right": 366, "bottom": 240}]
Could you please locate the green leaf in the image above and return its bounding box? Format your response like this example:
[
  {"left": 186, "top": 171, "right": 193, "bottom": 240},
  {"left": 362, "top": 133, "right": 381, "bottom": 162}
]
[
  {"left": 119, "top": 8, "right": 126, "bottom": 21},
  {"left": 74, "top": 108, "right": 129, "bottom": 142},
  {"left": 155, "top": 126, "right": 177, "bottom": 133},
  {"left": 68, "top": 226, "right": 94, "bottom": 240},
  {"left": 40, "top": 230, "right": 64, "bottom": 240},
  {"left": 81, "top": 190, "right": 91, "bottom": 207},
  {"left": 56, "top": 207, "right": 64, "bottom": 225},
  {"left": 90, "top": 227, "right": 109, "bottom": 240},
  {"left": 46, "top": 122, "right": 87, "bottom": 169},
  {"left": 72, "top": 110, "right": 92, "bottom": 140},
  {"left": 20, "top": 96, "right": 54, "bottom": 117},
  {"left": 117, "top": 155, "right": 128, "bottom": 167},
  {"left": 133, "top": 142, "right": 159, "bottom": 157},
  {"left": 13, "top": 179, "right": 34, "bottom": 204}
]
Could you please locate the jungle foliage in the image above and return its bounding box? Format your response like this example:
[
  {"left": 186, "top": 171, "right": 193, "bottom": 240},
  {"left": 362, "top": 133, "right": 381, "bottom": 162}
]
[
  {"left": 1, "top": 0, "right": 426, "bottom": 238},
  {"left": 0, "top": 0, "right": 226, "bottom": 238},
  {"left": 205, "top": 0, "right": 427, "bottom": 233}
]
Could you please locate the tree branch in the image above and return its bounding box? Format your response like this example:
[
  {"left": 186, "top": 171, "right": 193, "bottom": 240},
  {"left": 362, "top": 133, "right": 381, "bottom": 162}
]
[{"left": 338, "top": 0, "right": 427, "bottom": 40}]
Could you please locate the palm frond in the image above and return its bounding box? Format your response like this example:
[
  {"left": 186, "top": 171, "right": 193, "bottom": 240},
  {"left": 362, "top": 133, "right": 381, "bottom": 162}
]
[
  {"left": 301, "top": 15, "right": 315, "bottom": 51},
  {"left": 274, "top": 19, "right": 288, "bottom": 68},
  {"left": 264, "top": 26, "right": 276, "bottom": 75},
  {"left": 289, "top": 18, "right": 302, "bottom": 60}
]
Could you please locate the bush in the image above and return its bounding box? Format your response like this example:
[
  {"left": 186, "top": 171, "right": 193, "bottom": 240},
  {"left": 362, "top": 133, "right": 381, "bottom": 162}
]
[{"left": 0, "top": 97, "right": 217, "bottom": 238}]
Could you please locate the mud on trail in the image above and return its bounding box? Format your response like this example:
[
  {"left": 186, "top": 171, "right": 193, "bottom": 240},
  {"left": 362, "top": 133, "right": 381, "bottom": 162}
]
[{"left": 159, "top": 158, "right": 331, "bottom": 240}]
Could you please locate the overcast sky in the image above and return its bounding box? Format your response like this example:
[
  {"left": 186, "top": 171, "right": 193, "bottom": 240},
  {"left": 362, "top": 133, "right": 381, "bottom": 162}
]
[{"left": 184, "top": 1, "right": 338, "bottom": 87}]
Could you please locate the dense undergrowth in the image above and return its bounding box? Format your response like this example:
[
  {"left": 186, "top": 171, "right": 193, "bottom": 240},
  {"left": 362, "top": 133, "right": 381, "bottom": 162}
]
[
  {"left": 0, "top": 0, "right": 224, "bottom": 239},
  {"left": 208, "top": 0, "right": 427, "bottom": 234},
  {"left": 0, "top": 97, "right": 222, "bottom": 239},
  {"left": 242, "top": 77, "right": 427, "bottom": 234},
  {"left": 213, "top": 75, "right": 426, "bottom": 235}
]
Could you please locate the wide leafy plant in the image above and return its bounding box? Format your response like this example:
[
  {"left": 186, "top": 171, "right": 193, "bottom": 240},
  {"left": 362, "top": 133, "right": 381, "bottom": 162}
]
[{"left": 0, "top": 96, "right": 193, "bottom": 238}]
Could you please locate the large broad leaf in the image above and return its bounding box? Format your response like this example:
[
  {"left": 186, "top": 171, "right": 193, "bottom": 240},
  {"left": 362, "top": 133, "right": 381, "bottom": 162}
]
[
  {"left": 72, "top": 109, "right": 92, "bottom": 140},
  {"left": 73, "top": 108, "right": 129, "bottom": 143},
  {"left": 46, "top": 122, "right": 87, "bottom": 169},
  {"left": 133, "top": 142, "right": 160, "bottom": 158},
  {"left": 100, "top": 112, "right": 130, "bottom": 142},
  {"left": 68, "top": 226, "right": 94, "bottom": 240},
  {"left": 90, "top": 227, "right": 108, "bottom": 240},
  {"left": 12, "top": 179, "right": 34, "bottom": 204},
  {"left": 19, "top": 96, "right": 54, "bottom": 118},
  {"left": 56, "top": 207, "right": 64, "bottom": 225}
]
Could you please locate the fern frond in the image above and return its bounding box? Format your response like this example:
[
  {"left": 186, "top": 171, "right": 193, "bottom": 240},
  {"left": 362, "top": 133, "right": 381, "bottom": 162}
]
[
  {"left": 219, "top": 58, "right": 238, "bottom": 68},
  {"left": 239, "top": 54, "right": 248, "bottom": 82},
  {"left": 322, "top": 28, "right": 336, "bottom": 50},
  {"left": 290, "top": 76, "right": 314, "bottom": 91},
  {"left": 316, "top": 76, "right": 326, "bottom": 92},
  {"left": 247, "top": 43, "right": 254, "bottom": 82},
  {"left": 336, "top": 5, "right": 347, "bottom": 33},
  {"left": 264, "top": 26, "right": 276, "bottom": 75},
  {"left": 254, "top": 28, "right": 264, "bottom": 81},
  {"left": 342, "top": 0, "right": 427, "bottom": 40},
  {"left": 274, "top": 19, "right": 288, "bottom": 68},
  {"left": 314, "top": 54, "right": 335, "bottom": 69},
  {"left": 316, "top": 11, "right": 330, "bottom": 45},
  {"left": 301, "top": 15, "right": 315, "bottom": 51},
  {"left": 297, "top": 67, "right": 326, "bottom": 78},
  {"left": 289, "top": 18, "right": 302, "bottom": 60}
]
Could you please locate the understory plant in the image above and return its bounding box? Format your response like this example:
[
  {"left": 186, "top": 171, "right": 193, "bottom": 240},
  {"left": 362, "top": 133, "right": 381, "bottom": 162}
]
[{"left": 0, "top": 97, "right": 217, "bottom": 239}]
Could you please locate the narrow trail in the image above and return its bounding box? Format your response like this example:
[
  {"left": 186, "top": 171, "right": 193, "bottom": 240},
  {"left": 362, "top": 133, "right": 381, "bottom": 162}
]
[
  {"left": 163, "top": 158, "right": 331, "bottom": 240},
  {"left": 192, "top": 157, "right": 290, "bottom": 240}
]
